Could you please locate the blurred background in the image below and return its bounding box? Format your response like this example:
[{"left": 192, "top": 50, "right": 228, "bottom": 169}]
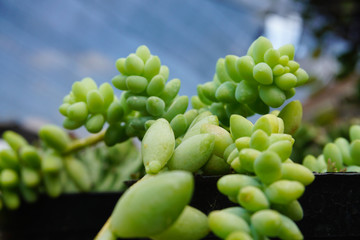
[{"left": 0, "top": 0, "right": 359, "bottom": 144}]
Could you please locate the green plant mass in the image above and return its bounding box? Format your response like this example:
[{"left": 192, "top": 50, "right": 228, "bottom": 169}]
[{"left": 1, "top": 36, "right": 315, "bottom": 240}]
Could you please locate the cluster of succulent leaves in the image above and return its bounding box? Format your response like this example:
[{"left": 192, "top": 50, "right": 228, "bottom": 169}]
[
  {"left": 60, "top": 45, "right": 191, "bottom": 147},
  {"left": 0, "top": 128, "right": 141, "bottom": 210},
  {"left": 193, "top": 36, "right": 309, "bottom": 127},
  {"left": 303, "top": 124, "right": 360, "bottom": 173},
  {"left": 291, "top": 120, "right": 359, "bottom": 164},
  {"left": 210, "top": 112, "right": 314, "bottom": 240},
  {"left": 60, "top": 78, "right": 115, "bottom": 133}
]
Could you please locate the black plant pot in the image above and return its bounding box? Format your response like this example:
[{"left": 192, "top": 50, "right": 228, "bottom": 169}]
[
  {"left": 0, "top": 192, "right": 122, "bottom": 240},
  {"left": 0, "top": 173, "right": 359, "bottom": 240},
  {"left": 297, "top": 173, "right": 360, "bottom": 240}
]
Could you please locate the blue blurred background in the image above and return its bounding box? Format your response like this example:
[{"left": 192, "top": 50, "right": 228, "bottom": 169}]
[{"left": 0, "top": 0, "right": 359, "bottom": 136}]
